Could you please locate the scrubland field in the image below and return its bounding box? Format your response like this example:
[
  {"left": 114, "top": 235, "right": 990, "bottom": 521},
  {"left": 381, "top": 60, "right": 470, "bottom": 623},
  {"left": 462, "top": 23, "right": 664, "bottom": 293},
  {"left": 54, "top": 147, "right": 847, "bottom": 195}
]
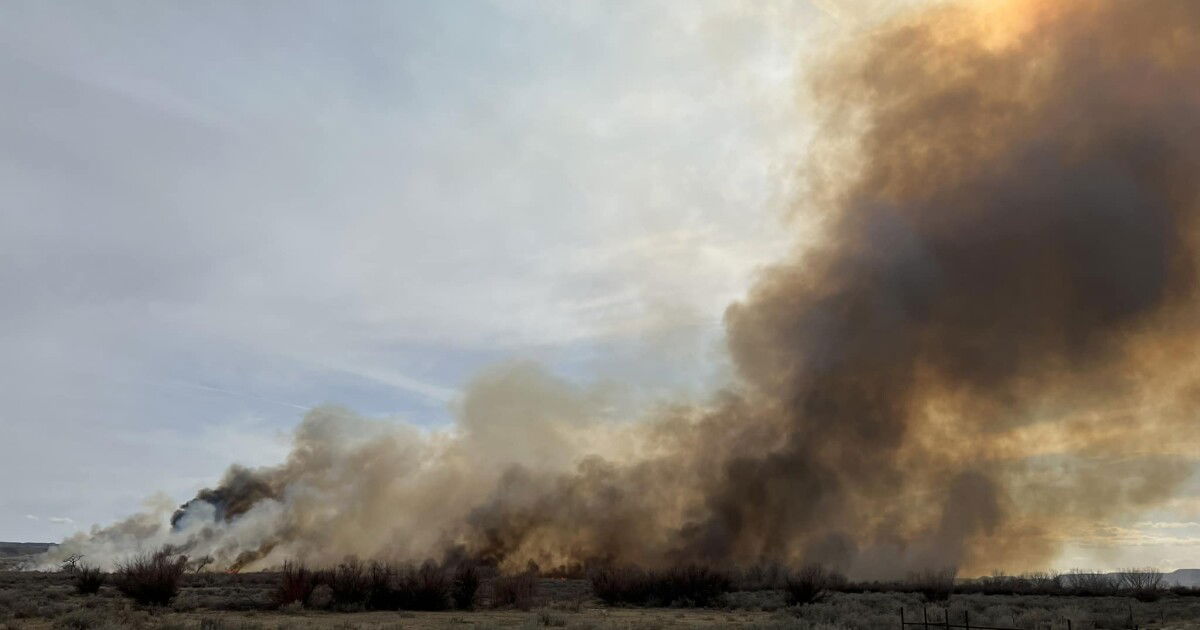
[{"left": 4, "top": 568, "right": 1200, "bottom": 630}]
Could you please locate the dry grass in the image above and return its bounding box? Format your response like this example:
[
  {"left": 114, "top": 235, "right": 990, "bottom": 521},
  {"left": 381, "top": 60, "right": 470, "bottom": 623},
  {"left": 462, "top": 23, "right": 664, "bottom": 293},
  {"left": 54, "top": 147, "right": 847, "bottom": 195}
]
[{"left": 5, "top": 568, "right": 1200, "bottom": 629}]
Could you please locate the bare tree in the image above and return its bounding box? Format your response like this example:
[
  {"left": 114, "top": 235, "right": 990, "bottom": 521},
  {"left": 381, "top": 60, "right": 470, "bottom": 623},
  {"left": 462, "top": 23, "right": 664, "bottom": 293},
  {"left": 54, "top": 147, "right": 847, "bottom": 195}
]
[
  {"left": 1063, "top": 569, "right": 1120, "bottom": 596},
  {"left": 1118, "top": 567, "right": 1164, "bottom": 602},
  {"left": 192, "top": 555, "right": 214, "bottom": 573},
  {"left": 60, "top": 554, "right": 84, "bottom": 573}
]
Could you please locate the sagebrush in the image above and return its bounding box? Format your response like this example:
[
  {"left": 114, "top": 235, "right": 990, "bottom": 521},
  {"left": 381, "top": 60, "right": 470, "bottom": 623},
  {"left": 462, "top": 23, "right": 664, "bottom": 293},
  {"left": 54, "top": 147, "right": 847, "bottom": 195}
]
[{"left": 114, "top": 550, "right": 187, "bottom": 605}]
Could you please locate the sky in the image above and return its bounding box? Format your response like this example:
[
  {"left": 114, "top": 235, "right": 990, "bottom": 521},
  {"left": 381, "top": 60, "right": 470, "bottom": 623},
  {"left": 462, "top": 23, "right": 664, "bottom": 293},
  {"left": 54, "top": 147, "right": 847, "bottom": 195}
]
[
  {"left": 3, "top": 0, "right": 1199, "bottom": 571},
  {"left": 0, "top": 0, "right": 847, "bottom": 544}
]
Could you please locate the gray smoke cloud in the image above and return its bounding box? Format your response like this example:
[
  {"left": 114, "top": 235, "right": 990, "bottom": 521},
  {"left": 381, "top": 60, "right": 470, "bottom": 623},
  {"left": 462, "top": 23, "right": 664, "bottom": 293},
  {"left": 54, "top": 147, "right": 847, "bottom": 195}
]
[{"left": 47, "top": 0, "right": 1200, "bottom": 577}]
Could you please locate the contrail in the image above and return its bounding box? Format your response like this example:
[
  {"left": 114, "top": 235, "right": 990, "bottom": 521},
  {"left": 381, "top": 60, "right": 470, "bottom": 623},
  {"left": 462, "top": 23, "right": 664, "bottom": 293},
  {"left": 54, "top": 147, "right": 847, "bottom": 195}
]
[{"left": 152, "top": 379, "right": 311, "bottom": 411}]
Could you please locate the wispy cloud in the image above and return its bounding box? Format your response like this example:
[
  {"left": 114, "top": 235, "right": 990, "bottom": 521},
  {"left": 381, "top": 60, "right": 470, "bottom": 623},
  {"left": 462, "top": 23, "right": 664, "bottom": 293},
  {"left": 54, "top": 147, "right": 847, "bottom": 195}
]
[
  {"left": 1072, "top": 523, "right": 1200, "bottom": 548},
  {"left": 150, "top": 379, "right": 311, "bottom": 412},
  {"left": 1135, "top": 521, "right": 1200, "bottom": 530}
]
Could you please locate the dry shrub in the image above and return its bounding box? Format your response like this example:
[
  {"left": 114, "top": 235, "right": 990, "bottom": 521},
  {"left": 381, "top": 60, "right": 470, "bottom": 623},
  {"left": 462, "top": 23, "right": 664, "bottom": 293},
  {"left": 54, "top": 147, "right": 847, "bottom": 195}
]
[
  {"left": 1170, "top": 585, "right": 1200, "bottom": 597},
  {"left": 274, "top": 559, "right": 475, "bottom": 609},
  {"left": 451, "top": 563, "right": 481, "bottom": 611},
  {"left": 655, "top": 565, "right": 731, "bottom": 607},
  {"left": 325, "top": 557, "right": 370, "bottom": 610},
  {"left": 963, "top": 571, "right": 1063, "bottom": 596},
  {"left": 365, "top": 561, "right": 401, "bottom": 610},
  {"left": 784, "top": 565, "right": 844, "bottom": 606},
  {"left": 589, "top": 565, "right": 731, "bottom": 608},
  {"left": 1118, "top": 567, "right": 1164, "bottom": 602},
  {"left": 274, "top": 559, "right": 465, "bottom": 611},
  {"left": 73, "top": 566, "right": 105, "bottom": 595},
  {"left": 907, "top": 568, "right": 955, "bottom": 602},
  {"left": 589, "top": 566, "right": 650, "bottom": 606},
  {"left": 395, "top": 561, "right": 452, "bottom": 611},
  {"left": 1062, "top": 569, "right": 1120, "bottom": 596},
  {"left": 274, "top": 561, "right": 319, "bottom": 607},
  {"left": 738, "top": 562, "right": 789, "bottom": 591},
  {"left": 114, "top": 549, "right": 187, "bottom": 606},
  {"left": 1026, "top": 571, "right": 1063, "bottom": 595},
  {"left": 492, "top": 572, "right": 537, "bottom": 610}
]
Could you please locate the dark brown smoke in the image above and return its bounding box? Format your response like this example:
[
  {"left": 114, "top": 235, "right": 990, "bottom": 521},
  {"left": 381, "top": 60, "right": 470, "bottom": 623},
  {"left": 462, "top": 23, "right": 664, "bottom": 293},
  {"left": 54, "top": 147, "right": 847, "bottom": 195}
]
[
  {"left": 459, "top": 0, "right": 1200, "bottom": 576},
  {"left": 48, "top": 0, "right": 1200, "bottom": 576},
  {"left": 170, "top": 466, "right": 279, "bottom": 529}
]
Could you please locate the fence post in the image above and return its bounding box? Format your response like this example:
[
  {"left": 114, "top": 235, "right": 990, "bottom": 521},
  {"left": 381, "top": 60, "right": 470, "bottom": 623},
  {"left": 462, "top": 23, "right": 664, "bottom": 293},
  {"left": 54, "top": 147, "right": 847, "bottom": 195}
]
[
  {"left": 964, "top": 609, "right": 969, "bottom": 630},
  {"left": 944, "top": 607, "right": 950, "bottom": 630},
  {"left": 924, "top": 605, "right": 929, "bottom": 630},
  {"left": 1066, "top": 619, "right": 1071, "bottom": 630},
  {"left": 900, "top": 607, "right": 906, "bottom": 630}
]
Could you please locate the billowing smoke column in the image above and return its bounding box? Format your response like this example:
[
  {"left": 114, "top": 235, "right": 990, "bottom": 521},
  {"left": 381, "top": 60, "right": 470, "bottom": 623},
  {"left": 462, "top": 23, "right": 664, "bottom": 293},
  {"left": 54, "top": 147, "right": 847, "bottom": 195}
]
[{"left": 49, "top": 0, "right": 1200, "bottom": 577}]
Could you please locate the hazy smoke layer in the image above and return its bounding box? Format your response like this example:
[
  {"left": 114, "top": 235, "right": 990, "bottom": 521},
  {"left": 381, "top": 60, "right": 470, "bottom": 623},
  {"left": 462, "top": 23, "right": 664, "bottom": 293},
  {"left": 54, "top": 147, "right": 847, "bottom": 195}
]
[{"left": 49, "top": 0, "right": 1200, "bottom": 576}]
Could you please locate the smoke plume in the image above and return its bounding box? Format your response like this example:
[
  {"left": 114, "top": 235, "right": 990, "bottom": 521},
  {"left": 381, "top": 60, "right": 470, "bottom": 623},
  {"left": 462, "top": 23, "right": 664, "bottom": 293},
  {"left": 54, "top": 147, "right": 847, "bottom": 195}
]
[{"left": 49, "top": 0, "right": 1200, "bottom": 577}]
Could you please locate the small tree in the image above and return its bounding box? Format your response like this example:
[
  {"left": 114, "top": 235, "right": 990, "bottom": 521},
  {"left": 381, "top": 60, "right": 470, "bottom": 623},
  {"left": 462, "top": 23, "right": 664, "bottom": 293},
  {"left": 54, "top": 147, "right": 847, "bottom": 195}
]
[
  {"left": 192, "top": 555, "right": 214, "bottom": 573},
  {"left": 60, "top": 554, "right": 84, "bottom": 573}
]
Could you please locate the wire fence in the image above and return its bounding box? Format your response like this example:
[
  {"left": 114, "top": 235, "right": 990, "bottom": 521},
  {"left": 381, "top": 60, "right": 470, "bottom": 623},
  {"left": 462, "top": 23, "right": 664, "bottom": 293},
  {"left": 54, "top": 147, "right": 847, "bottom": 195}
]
[{"left": 899, "top": 605, "right": 1133, "bottom": 630}]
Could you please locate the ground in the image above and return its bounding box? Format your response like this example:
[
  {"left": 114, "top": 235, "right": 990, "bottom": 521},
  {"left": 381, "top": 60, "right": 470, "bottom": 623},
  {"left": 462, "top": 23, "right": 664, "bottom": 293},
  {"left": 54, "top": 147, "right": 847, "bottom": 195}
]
[
  {"left": 0, "top": 545, "right": 51, "bottom": 572},
  {"left": 4, "top": 570, "right": 1200, "bottom": 630}
]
